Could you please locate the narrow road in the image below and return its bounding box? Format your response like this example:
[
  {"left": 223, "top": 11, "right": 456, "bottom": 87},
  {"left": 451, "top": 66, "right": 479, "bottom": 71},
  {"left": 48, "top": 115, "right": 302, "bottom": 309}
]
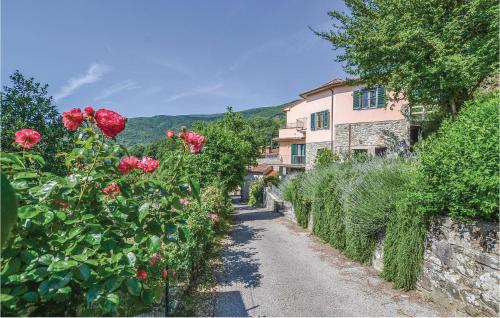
[{"left": 214, "top": 200, "right": 452, "bottom": 317}]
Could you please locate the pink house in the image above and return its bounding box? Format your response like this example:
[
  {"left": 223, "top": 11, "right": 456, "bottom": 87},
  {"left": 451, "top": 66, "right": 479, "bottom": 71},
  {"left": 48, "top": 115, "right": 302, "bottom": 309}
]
[{"left": 275, "top": 78, "right": 420, "bottom": 172}]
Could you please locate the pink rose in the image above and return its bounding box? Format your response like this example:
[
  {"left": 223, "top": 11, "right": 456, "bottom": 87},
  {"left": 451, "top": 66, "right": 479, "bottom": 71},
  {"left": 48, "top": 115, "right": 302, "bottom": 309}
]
[
  {"left": 62, "top": 108, "right": 84, "bottom": 131},
  {"left": 138, "top": 157, "right": 159, "bottom": 173},
  {"left": 118, "top": 156, "right": 140, "bottom": 174},
  {"left": 94, "top": 109, "right": 127, "bottom": 138},
  {"left": 14, "top": 129, "right": 42, "bottom": 149}
]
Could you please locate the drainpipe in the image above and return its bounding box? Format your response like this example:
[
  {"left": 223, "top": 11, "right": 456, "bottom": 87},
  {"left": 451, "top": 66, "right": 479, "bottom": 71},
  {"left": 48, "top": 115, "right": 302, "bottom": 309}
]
[{"left": 329, "top": 88, "right": 334, "bottom": 153}]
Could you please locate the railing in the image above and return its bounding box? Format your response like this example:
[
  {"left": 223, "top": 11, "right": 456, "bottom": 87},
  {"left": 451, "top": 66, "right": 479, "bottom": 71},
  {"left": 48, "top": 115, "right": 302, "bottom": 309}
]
[
  {"left": 282, "top": 118, "right": 307, "bottom": 129},
  {"left": 291, "top": 155, "right": 306, "bottom": 165}
]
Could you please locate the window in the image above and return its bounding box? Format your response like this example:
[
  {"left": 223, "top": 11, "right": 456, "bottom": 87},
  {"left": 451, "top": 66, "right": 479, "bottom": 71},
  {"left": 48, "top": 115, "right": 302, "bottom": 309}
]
[
  {"left": 310, "top": 110, "right": 329, "bottom": 130},
  {"left": 291, "top": 144, "right": 306, "bottom": 164},
  {"left": 353, "top": 86, "right": 385, "bottom": 110}
]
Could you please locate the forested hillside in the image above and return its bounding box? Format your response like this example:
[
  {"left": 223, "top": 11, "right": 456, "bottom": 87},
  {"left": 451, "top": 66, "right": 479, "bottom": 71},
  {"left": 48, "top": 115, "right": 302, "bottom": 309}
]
[{"left": 118, "top": 101, "right": 296, "bottom": 146}]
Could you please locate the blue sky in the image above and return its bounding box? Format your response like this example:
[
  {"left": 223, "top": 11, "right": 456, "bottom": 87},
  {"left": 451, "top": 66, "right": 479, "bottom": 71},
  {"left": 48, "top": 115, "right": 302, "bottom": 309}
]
[{"left": 2, "top": 0, "right": 346, "bottom": 117}]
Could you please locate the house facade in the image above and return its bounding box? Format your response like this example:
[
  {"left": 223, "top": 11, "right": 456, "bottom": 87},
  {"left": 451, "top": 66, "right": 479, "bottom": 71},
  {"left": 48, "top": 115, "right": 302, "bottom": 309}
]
[{"left": 275, "top": 79, "right": 418, "bottom": 171}]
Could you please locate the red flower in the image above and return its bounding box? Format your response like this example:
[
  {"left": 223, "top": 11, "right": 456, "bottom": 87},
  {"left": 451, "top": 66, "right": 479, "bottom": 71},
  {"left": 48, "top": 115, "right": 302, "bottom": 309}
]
[
  {"left": 103, "top": 183, "right": 121, "bottom": 197},
  {"left": 166, "top": 130, "right": 174, "bottom": 138},
  {"left": 178, "top": 132, "right": 185, "bottom": 139},
  {"left": 137, "top": 270, "right": 147, "bottom": 280},
  {"left": 180, "top": 198, "right": 189, "bottom": 206},
  {"left": 14, "top": 129, "right": 42, "bottom": 149},
  {"left": 118, "top": 156, "right": 140, "bottom": 174},
  {"left": 94, "top": 109, "right": 127, "bottom": 138},
  {"left": 138, "top": 157, "right": 159, "bottom": 173},
  {"left": 184, "top": 130, "right": 206, "bottom": 154},
  {"left": 162, "top": 269, "right": 169, "bottom": 278},
  {"left": 62, "top": 108, "right": 84, "bottom": 131},
  {"left": 84, "top": 106, "right": 95, "bottom": 118},
  {"left": 151, "top": 253, "right": 159, "bottom": 266}
]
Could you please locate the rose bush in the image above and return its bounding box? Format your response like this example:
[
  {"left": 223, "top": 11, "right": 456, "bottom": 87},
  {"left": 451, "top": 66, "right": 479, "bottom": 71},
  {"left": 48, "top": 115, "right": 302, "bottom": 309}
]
[{"left": 0, "top": 107, "right": 214, "bottom": 316}]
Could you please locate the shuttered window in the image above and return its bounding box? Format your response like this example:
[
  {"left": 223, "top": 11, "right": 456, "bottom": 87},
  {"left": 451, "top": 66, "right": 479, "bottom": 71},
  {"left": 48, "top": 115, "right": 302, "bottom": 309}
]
[
  {"left": 353, "top": 85, "right": 386, "bottom": 110},
  {"left": 311, "top": 110, "right": 329, "bottom": 130}
]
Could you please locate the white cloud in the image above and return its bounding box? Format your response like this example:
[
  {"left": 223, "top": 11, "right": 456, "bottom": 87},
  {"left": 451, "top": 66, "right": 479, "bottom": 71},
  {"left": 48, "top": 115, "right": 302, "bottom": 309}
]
[
  {"left": 94, "top": 80, "right": 140, "bottom": 101},
  {"left": 165, "top": 84, "right": 223, "bottom": 103},
  {"left": 54, "top": 63, "right": 110, "bottom": 101}
]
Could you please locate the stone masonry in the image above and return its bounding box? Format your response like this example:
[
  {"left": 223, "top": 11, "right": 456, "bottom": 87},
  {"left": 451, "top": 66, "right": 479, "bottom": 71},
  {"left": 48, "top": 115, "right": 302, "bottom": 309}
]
[
  {"left": 305, "top": 141, "right": 331, "bottom": 170},
  {"left": 305, "top": 120, "right": 410, "bottom": 170},
  {"left": 417, "top": 217, "right": 499, "bottom": 316},
  {"left": 334, "top": 119, "right": 409, "bottom": 153}
]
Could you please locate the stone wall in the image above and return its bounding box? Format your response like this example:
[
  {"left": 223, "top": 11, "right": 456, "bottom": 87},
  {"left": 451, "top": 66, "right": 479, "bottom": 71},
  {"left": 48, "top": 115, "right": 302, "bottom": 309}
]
[
  {"left": 417, "top": 217, "right": 499, "bottom": 316},
  {"left": 334, "top": 119, "right": 409, "bottom": 154},
  {"left": 305, "top": 141, "right": 331, "bottom": 170},
  {"left": 241, "top": 174, "right": 262, "bottom": 202}
]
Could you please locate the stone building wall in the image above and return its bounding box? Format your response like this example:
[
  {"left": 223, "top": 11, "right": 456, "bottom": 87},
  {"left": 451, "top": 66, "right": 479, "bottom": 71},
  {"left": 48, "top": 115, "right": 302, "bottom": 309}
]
[
  {"left": 305, "top": 120, "right": 410, "bottom": 170},
  {"left": 305, "top": 141, "right": 330, "bottom": 170},
  {"left": 334, "top": 119, "right": 409, "bottom": 154}
]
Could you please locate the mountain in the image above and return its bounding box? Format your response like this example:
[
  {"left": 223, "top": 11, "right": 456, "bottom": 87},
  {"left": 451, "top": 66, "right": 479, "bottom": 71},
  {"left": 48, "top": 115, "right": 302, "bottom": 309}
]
[{"left": 118, "top": 101, "right": 297, "bottom": 146}]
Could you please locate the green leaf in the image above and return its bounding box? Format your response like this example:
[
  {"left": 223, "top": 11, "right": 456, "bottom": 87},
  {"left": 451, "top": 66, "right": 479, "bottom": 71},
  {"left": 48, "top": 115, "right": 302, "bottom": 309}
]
[
  {"left": 126, "top": 278, "right": 141, "bottom": 296},
  {"left": 178, "top": 227, "right": 191, "bottom": 242},
  {"left": 48, "top": 260, "right": 78, "bottom": 272},
  {"left": 1, "top": 257, "right": 21, "bottom": 276},
  {"left": 1, "top": 174, "right": 18, "bottom": 248},
  {"left": 36, "top": 180, "right": 58, "bottom": 200},
  {"left": 138, "top": 202, "right": 150, "bottom": 223},
  {"left": 189, "top": 178, "right": 201, "bottom": 203},
  {"left": 18, "top": 206, "right": 42, "bottom": 219},
  {"left": 0, "top": 294, "right": 13, "bottom": 302},
  {"left": 148, "top": 235, "right": 161, "bottom": 252},
  {"left": 103, "top": 293, "right": 120, "bottom": 313},
  {"left": 86, "top": 284, "right": 103, "bottom": 304},
  {"left": 165, "top": 223, "right": 177, "bottom": 235},
  {"left": 13, "top": 172, "right": 38, "bottom": 180},
  {"left": 141, "top": 288, "right": 154, "bottom": 305},
  {"left": 78, "top": 264, "right": 91, "bottom": 281},
  {"left": 55, "top": 211, "right": 66, "bottom": 220},
  {"left": 22, "top": 291, "right": 38, "bottom": 302},
  {"left": 85, "top": 233, "right": 102, "bottom": 245},
  {"left": 68, "top": 226, "right": 84, "bottom": 239},
  {"left": 104, "top": 276, "right": 123, "bottom": 292}
]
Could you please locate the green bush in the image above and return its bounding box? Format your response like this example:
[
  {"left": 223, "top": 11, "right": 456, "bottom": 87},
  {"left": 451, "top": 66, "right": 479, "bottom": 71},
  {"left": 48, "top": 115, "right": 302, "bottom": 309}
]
[
  {"left": 418, "top": 92, "right": 500, "bottom": 220},
  {"left": 381, "top": 171, "right": 429, "bottom": 290},
  {"left": 282, "top": 173, "right": 310, "bottom": 228},
  {"left": 249, "top": 179, "right": 265, "bottom": 207},
  {"left": 304, "top": 163, "right": 354, "bottom": 251},
  {"left": 342, "top": 159, "right": 414, "bottom": 263}
]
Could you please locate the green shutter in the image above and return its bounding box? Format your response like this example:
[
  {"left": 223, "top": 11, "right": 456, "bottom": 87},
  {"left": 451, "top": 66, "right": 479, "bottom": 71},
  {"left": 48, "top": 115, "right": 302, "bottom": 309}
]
[
  {"left": 353, "top": 90, "right": 360, "bottom": 109},
  {"left": 377, "top": 86, "right": 386, "bottom": 108},
  {"left": 310, "top": 113, "right": 315, "bottom": 130},
  {"left": 324, "top": 111, "right": 329, "bottom": 129},
  {"left": 291, "top": 144, "right": 297, "bottom": 164}
]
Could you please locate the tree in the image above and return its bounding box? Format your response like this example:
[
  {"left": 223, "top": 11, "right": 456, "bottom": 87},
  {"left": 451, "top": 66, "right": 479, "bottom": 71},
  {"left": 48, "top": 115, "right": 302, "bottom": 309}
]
[
  {"left": 185, "top": 107, "right": 261, "bottom": 192},
  {"left": 1, "top": 71, "right": 72, "bottom": 174},
  {"left": 247, "top": 117, "right": 281, "bottom": 150},
  {"left": 316, "top": 0, "right": 499, "bottom": 117}
]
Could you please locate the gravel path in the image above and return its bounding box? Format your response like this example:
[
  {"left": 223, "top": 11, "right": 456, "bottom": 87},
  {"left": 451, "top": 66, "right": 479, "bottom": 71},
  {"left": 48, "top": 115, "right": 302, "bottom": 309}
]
[{"left": 214, "top": 200, "right": 453, "bottom": 317}]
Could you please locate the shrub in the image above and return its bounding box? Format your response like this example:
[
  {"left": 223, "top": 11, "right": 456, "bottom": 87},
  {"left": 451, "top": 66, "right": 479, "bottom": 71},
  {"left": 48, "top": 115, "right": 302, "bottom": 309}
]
[
  {"left": 0, "top": 107, "right": 214, "bottom": 316},
  {"left": 342, "top": 159, "right": 414, "bottom": 263},
  {"left": 304, "top": 163, "right": 354, "bottom": 251},
  {"left": 282, "top": 173, "right": 310, "bottom": 228},
  {"left": 418, "top": 92, "right": 499, "bottom": 220},
  {"left": 249, "top": 179, "right": 265, "bottom": 207},
  {"left": 314, "top": 148, "right": 340, "bottom": 168},
  {"left": 381, "top": 170, "right": 429, "bottom": 290}
]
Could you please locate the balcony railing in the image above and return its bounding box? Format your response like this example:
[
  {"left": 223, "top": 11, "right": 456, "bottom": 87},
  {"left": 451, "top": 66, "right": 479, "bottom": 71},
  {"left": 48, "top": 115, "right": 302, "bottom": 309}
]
[
  {"left": 282, "top": 118, "right": 307, "bottom": 130},
  {"left": 291, "top": 155, "right": 306, "bottom": 165}
]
